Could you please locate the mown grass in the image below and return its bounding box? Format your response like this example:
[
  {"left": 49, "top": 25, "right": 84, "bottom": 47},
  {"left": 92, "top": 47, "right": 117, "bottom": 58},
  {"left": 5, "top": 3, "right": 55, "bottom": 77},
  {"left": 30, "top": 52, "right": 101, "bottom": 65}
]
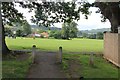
[
  {"left": 62, "top": 53, "right": 118, "bottom": 78},
  {"left": 6, "top": 37, "right": 103, "bottom": 53},
  {"left": 2, "top": 53, "right": 32, "bottom": 78},
  {"left": 4, "top": 37, "right": 120, "bottom": 79}
]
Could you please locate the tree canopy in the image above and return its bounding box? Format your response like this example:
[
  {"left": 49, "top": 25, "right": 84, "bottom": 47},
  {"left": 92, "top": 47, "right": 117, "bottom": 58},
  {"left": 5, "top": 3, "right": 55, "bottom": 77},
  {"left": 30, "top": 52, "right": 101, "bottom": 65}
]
[
  {"left": 1, "top": 2, "right": 24, "bottom": 25},
  {"left": 19, "top": 1, "right": 92, "bottom": 27}
]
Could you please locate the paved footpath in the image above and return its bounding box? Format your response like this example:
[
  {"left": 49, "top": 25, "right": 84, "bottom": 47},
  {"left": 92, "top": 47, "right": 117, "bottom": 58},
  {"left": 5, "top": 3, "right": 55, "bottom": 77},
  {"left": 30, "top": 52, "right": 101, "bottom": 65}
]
[{"left": 27, "top": 51, "right": 66, "bottom": 78}]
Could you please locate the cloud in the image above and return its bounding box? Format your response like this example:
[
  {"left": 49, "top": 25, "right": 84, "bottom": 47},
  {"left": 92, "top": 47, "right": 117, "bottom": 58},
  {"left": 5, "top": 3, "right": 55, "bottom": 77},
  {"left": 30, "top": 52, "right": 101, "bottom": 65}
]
[{"left": 77, "top": 7, "right": 111, "bottom": 30}]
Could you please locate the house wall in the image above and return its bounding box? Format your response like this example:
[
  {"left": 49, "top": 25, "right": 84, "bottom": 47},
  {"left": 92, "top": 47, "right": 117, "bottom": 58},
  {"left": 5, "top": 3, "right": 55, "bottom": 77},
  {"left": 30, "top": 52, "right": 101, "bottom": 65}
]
[{"left": 104, "top": 32, "right": 120, "bottom": 67}]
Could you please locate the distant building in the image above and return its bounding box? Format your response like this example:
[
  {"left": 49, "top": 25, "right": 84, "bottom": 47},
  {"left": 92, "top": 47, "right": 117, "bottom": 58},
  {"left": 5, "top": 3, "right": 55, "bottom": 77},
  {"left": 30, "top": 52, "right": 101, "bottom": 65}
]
[
  {"left": 41, "top": 32, "right": 49, "bottom": 38},
  {"left": 28, "top": 33, "right": 41, "bottom": 38},
  {"left": 28, "top": 32, "right": 49, "bottom": 38},
  {"left": 34, "top": 33, "right": 41, "bottom": 37}
]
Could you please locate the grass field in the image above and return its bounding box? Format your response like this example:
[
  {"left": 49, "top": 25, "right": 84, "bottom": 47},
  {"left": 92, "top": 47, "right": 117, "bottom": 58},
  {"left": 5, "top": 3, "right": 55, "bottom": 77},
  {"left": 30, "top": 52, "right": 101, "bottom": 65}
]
[
  {"left": 62, "top": 53, "right": 118, "bottom": 78},
  {"left": 6, "top": 37, "right": 103, "bottom": 53},
  {"left": 4, "top": 37, "right": 119, "bottom": 78}
]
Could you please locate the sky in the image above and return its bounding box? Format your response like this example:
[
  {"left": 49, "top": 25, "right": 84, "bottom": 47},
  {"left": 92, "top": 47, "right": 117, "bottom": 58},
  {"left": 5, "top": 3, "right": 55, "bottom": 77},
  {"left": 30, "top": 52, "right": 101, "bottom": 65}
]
[{"left": 15, "top": 0, "right": 111, "bottom": 30}]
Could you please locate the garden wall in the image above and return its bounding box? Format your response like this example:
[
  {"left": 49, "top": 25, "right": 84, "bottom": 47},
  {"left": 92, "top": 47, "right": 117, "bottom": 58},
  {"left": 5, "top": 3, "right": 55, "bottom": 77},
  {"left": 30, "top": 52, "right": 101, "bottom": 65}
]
[{"left": 104, "top": 32, "right": 120, "bottom": 67}]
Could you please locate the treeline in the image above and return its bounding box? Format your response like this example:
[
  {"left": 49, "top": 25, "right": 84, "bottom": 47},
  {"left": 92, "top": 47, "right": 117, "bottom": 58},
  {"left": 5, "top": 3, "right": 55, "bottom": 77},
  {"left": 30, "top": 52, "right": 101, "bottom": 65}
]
[
  {"left": 77, "top": 32, "right": 104, "bottom": 39},
  {"left": 5, "top": 20, "right": 32, "bottom": 37},
  {"left": 5, "top": 20, "right": 103, "bottom": 40}
]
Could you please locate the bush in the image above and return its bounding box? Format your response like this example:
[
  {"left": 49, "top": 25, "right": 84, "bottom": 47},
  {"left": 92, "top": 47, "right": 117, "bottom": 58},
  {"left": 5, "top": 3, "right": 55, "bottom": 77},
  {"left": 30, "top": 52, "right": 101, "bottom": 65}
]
[
  {"left": 5, "top": 27, "right": 13, "bottom": 36},
  {"left": 96, "top": 32, "right": 103, "bottom": 39},
  {"left": 16, "top": 30, "right": 23, "bottom": 37},
  {"left": 54, "top": 31, "right": 62, "bottom": 39},
  {"left": 49, "top": 30, "right": 62, "bottom": 39},
  {"left": 88, "top": 34, "right": 96, "bottom": 39}
]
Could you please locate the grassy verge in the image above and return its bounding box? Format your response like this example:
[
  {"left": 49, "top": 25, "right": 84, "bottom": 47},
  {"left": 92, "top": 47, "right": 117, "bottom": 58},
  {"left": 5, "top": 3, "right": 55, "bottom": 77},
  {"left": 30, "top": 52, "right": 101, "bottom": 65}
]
[
  {"left": 2, "top": 53, "right": 32, "bottom": 78},
  {"left": 61, "top": 53, "right": 118, "bottom": 78}
]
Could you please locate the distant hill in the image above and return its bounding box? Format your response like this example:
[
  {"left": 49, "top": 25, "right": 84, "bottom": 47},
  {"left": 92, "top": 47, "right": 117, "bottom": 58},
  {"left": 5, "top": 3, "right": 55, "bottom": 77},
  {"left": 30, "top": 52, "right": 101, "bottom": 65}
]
[
  {"left": 30, "top": 25, "right": 111, "bottom": 34},
  {"left": 30, "top": 25, "right": 61, "bottom": 31},
  {"left": 77, "top": 28, "right": 111, "bottom": 37},
  {"left": 80, "top": 28, "right": 111, "bottom": 34}
]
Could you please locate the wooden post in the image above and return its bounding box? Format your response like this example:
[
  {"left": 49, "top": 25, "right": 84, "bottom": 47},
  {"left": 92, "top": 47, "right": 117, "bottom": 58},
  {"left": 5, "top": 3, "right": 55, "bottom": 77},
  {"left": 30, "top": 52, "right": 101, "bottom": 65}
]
[
  {"left": 118, "top": 27, "right": 120, "bottom": 34},
  {"left": 89, "top": 52, "right": 94, "bottom": 67},
  {"left": 32, "top": 45, "right": 36, "bottom": 63},
  {"left": 59, "top": 46, "right": 62, "bottom": 63}
]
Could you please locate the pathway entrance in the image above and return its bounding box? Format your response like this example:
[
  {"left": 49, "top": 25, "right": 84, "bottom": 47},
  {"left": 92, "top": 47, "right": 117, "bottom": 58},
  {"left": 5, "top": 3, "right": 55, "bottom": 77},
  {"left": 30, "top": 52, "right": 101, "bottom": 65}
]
[{"left": 27, "top": 51, "right": 66, "bottom": 78}]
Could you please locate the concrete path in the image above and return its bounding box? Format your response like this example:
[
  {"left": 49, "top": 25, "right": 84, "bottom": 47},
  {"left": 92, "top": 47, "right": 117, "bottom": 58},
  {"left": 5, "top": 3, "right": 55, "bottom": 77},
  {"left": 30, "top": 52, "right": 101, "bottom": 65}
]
[{"left": 27, "top": 51, "right": 66, "bottom": 78}]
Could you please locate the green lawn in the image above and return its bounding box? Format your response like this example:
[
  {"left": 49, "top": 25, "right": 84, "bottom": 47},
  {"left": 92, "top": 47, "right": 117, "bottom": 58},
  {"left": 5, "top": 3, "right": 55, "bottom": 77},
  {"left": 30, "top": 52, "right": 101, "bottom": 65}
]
[
  {"left": 62, "top": 53, "right": 119, "bottom": 78},
  {"left": 6, "top": 37, "right": 103, "bottom": 53},
  {"left": 4, "top": 37, "right": 119, "bottom": 78},
  {"left": 2, "top": 53, "right": 32, "bottom": 78}
]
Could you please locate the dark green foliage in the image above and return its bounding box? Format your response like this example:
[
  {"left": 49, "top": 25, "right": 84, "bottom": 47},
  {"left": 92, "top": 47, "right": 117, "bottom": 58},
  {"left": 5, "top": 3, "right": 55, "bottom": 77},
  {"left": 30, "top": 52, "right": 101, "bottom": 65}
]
[
  {"left": 88, "top": 34, "right": 96, "bottom": 39},
  {"left": 49, "top": 30, "right": 62, "bottom": 39},
  {"left": 62, "top": 23, "right": 70, "bottom": 39},
  {"left": 96, "top": 32, "right": 103, "bottom": 39},
  {"left": 16, "top": 29, "right": 23, "bottom": 37},
  {"left": 38, "top": 30, "right": 46, "bottom": 34},
  {"left": 82, "top": 33, "right": 88, "bottom": 38},
  {"left": 77, "top": 28, "right": 108, "bottom": 39},
  {"left": 54, "top": 31, "right": 62, "bottom": 39},
  {"left": 69, "top": 22, "right": 78, "bottom": 38},
  {"left": 49, "top": 30, "right": 56, "bottom": 37},
  {"left": 4, "top": 27, "right": 13, "bottom": 36},
  {"left": 22, "top": 20, "right": 32, "bottom": 36}
]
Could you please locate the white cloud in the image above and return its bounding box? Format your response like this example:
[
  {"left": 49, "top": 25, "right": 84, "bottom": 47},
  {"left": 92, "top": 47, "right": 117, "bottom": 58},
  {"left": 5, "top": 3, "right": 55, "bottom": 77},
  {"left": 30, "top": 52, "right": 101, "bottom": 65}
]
[{"left": 77, "top": 7, "right": 111, "bottom": 30}]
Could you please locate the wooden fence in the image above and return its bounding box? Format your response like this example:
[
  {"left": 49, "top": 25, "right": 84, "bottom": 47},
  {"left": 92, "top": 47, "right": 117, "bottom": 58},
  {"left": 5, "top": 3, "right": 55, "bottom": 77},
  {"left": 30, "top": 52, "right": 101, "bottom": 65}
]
[{"left": 104, "top": 32, "right": 120, "bottom": 67}]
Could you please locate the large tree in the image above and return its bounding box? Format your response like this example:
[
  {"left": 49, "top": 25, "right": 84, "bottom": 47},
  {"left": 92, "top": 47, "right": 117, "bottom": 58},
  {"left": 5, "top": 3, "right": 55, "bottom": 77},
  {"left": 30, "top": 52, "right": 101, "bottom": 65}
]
[
  {"left": 95, "top": 1, "right": 120, "bottom": 33},
  {"left": 62, "top": 21, "right": 78, "bottom": 40},
  {"left": 22, "top": 20, "right": 31, "bottom": 36},
  {"left": 0, "top": 1, "right": 91, "bottom": 54},
  {"left": 69, "top": 21, "right": 78, "bottom": 38},
  {"left": 0, "top": 2, "right": 24, "bottom": 54}
]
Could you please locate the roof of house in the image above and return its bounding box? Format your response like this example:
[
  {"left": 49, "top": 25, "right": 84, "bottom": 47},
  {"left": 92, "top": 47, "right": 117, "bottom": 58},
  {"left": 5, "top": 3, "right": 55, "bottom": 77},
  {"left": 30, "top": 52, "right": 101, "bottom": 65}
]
[
  {"left": 41, "top": 32, "right": 49, "bottom": 35},
  {"left": 41, "top": 32, "right": 49, "bottom": 37}
]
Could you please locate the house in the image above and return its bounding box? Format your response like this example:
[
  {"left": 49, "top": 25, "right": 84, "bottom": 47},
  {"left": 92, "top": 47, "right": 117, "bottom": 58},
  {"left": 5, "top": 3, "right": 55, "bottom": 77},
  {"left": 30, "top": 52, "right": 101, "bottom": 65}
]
[
  {"left": 41, "top": 32, "right": 49, "bottom": 38},
  {"left": 28, "top": 32, "right": 49, "bottom": 38},
  {"left": 34, "top": 33, "right": 41, "bottom": 37},
  {"left": 28, "top": 33, "right": 41, "bottom": 38}
]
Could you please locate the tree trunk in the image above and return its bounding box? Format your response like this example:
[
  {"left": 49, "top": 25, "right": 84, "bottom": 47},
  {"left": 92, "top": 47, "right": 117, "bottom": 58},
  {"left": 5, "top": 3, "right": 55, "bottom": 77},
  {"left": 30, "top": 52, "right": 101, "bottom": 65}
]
[
  {"left": 2, "top": 24, "right": 10, "bottom": 54},
  {"left": 0, "top": 2, "right": 9, "bottom": 54},
  {"left": 95, "top": 2, "right": 120, "bottom": 33}
]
